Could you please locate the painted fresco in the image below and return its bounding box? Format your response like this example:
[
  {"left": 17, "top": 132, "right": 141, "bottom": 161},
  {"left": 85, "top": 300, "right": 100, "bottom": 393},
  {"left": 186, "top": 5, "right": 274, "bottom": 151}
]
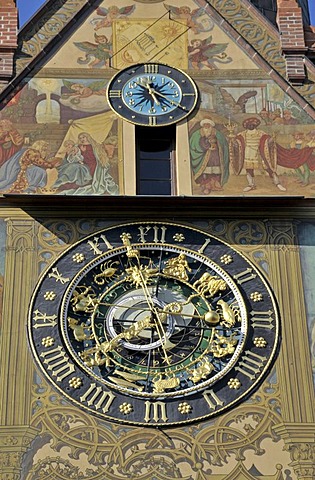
[
  {"left": 189, "top": 80, "right": 314, "bottom": 195},
  {"left": 46, "top": 1, "right": 254, "bottom": 71},
  {"left": 0, "top": 0, "right": 313, "bottom": 197},
  {"left": 0, "top": 81, "right": 120, "bottom": 194}
]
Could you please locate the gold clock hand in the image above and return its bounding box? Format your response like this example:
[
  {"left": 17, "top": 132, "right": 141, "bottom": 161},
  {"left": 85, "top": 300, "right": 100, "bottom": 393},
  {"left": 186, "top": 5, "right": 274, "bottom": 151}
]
[
  {"left": 149, "top": 89, "right": 160, "bottom": 106},
  {"left": 137, "top": 78, "right": 160, "bottom": 105},
  {"left": 97, "top": 300, "right": 218, "bottom": 324},
  {"left": 131, "top": 263, "right": 171, "bottom": 365},
  {"left": 148, "top": 89, "right": 187, "bottom": 110},
  {"left": 99, "top": 315, "right": 154, "bottom": 354}
]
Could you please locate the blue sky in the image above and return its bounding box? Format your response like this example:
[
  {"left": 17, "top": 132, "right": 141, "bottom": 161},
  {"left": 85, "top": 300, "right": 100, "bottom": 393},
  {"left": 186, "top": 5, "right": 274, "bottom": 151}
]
[{"left": 16, "top": 0, "right": 315, "bottom": 30}]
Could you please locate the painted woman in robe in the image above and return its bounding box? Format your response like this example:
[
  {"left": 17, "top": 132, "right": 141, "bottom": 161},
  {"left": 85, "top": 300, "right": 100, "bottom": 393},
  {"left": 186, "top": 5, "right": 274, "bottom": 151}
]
[
  {"left": 0, "top": 140, "right": 59, "bottom": 193},
  {"left": 62, "top": 132, "right": 118, "bottom": 195},
  {"left": 53, "top": 139, "right": 92, "bottom": 191}
]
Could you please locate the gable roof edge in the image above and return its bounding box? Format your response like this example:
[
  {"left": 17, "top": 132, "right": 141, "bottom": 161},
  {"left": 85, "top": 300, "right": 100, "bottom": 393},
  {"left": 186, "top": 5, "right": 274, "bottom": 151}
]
[
  {"left": 0, "top": 0, "right": 99, "bottom": 103},
  {"left": 203, "top": 0, "right": 315, "bottom": 110}
]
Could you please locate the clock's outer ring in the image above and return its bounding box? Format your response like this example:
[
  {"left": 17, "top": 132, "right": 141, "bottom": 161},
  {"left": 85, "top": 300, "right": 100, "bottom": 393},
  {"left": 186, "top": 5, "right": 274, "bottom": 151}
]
[{"left": 27, "top": 221, "right": 280, "bottom": 427}]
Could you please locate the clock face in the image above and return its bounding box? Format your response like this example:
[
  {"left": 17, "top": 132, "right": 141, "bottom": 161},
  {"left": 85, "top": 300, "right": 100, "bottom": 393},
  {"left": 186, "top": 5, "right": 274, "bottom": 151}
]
[
  {"left": 106, "top": 63, "right": 198, "bottom": 126},
  {"left": 28, "top": 222, "right": 280, "bottom": 426}
]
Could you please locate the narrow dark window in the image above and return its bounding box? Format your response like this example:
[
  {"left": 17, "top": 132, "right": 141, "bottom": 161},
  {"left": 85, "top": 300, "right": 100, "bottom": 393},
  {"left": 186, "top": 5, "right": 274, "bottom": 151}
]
[{"left": 136, "top": 125, "right": 175, "bottom": 195}]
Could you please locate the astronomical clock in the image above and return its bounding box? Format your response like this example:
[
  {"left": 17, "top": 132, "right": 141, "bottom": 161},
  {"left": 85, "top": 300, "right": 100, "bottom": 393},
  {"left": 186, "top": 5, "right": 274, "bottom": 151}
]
[{"left": 28, "top": 221, "right": 279, "bottom": 426}]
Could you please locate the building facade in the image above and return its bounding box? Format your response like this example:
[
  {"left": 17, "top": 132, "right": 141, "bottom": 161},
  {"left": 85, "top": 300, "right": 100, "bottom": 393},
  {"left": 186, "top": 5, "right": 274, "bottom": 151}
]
[
  {"left": 0, "top": 1, "right": 314, "bottom": 479},
  {"left": 250, "top": 0, "right": 310, "bottom": 26}
]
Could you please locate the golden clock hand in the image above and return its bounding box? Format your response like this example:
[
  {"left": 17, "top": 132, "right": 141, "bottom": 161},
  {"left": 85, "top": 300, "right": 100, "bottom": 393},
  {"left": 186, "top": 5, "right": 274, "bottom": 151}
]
[
  {"left": 98, "top": 300, "right": 218, "bottom": 323},
  {"left": 137, "top": 79, "right": 160, "bottom": 105},
  {"left": 149, "top": 89, "right": 160, "bottom": 106},
  {"left": 148, "top": 89, "right": 187, "bottom": 110},
  {"left": 99, "top": 315, "right": 154, "bottom": 354},
  {"left": 133, "top": 264, "right": 171, "bottom": 365}
]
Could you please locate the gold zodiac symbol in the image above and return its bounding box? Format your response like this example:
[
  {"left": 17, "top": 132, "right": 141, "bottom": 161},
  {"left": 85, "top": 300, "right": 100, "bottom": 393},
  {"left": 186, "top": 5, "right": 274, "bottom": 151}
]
[
  {"left": 209, "top": 331, "right": 237, "bottom": 358},
  {"left": 68, "top": 317, "right": 94, "bottom": 342},
  {"left": 125, "top": 265, "right": 158, "bottom": 287},
  {"left": 94, "top": 260, "right": 120, "bottom": 285},
  {"left": 152, "top": 373, "right": 180, "bottom": 393},
  {"left": 217, "top": 299, "right": 240, "bottom": 328},
  {"left": 70, "top": 286, "right": 98, "bottom": 313},
  {"left": 162, "top": 253, "right": 191, "bottom": 281},
  {"left": 193, "top": 272, "right": 227, "bottom": 297},
  {"left": 188, "top": 357, "right": 214, "bottom": 383}
]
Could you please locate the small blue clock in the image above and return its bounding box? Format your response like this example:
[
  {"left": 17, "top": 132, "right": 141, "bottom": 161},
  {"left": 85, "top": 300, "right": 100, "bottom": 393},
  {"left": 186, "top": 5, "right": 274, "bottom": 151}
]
[{"left": 107, "top": 63, "right": 198, "bottom": 126}]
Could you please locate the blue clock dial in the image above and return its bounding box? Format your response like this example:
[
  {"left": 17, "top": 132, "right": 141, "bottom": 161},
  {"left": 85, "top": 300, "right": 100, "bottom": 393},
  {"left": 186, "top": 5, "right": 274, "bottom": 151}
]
[
  {"left": 122, "top": 74, "right": 182, "bottom": 116},
  {"left": 107, "top": 63, "right": 198, "bottom": 126}
]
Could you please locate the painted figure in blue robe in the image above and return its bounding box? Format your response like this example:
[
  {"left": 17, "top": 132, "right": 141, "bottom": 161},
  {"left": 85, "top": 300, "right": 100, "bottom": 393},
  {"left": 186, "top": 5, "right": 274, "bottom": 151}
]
[
  {"left": 61, "top": 132, "right": 119, "bottom": 195},
  {"left": 54, "top": 140, "right": 92, "bottom": 190}
]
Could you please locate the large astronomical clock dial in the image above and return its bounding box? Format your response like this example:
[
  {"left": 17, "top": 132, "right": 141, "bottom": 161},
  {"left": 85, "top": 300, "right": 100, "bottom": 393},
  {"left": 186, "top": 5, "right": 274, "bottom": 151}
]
[
  {"left": 28, "top": 222, "right": 280, "bottom": 427},
  {"left": 106, "top": 63, "right": 198, "bottom": 126}
]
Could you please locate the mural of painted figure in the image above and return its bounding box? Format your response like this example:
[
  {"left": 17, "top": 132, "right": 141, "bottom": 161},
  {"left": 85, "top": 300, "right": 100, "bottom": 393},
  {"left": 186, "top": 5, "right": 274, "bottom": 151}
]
[
  {"left": 275, "top": 132, "right": 315, "bottom": 186},
  {"left": 75, "top": 33, "right": 112, "bottom": 68},
  {"left": 53, "top": 140, "right": 92, "bottom": 191},
  {"left": 188, "top": 37, "right": 231, "bottom": 69},
  {"left": 0, "top": 119, "right": 24, "bottom": 168},
  {"left": 281, "top": 131, "right": 315, "bottom": 186},
  {"left": 0, "top": 140, "right": 60, "bottom": 194},
  {"left": 91, "top": 5, "right": 135, "bottom": 31},
  {"left": 190, "top": 118, "right": 229, "bottom": 195},
  {"left": 62, "top": 82, "right": 105, "bottom": 101},
  {"left": 62, "top": 132, "right": 118, "bottom": 195},
  {"left": 164, "top": 4, "right": 214, "bottom": 33},
  {"left": 231, "top": 117, "right": 286, "bottom": 192},
  {"left": 259, "top": 108, "right": 299, "bottom": 126},
  {"left": 282, "top": 109, "right": 299, "bottom": 125},
  {"left": 60, "top": 80, "right": 108, "bottom": 113}
]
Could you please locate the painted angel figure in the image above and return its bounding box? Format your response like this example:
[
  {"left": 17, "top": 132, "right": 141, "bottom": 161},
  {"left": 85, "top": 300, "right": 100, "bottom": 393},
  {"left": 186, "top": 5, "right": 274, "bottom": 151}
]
[
  {"left": 91, "top": 5, "right": 136, "bottom": 31},
  {"left": 164, "top": 3, "right": 213, "bottom": 33},
  {"left": 188, "top": 37, "right": 232, "bottom": 69},
  {"left": 62, "top": 80, "right": 107, "bottom": 102},
  {"left": 74, "top": 33, "right": 112, "bottom": 68},
  {"left": 60, "top": 80, "right": 109, "bottom": 112}
]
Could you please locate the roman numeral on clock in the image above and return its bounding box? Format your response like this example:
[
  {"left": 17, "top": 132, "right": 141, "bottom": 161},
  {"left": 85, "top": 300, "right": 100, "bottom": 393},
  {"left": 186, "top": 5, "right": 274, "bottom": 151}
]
[
  {"left": 40, "top": 346, "right": 75, "bottom": 382},
  {"left": 138, "top": 225, "right": 168, "bottom": 244},
  {"left": 198, "top": 238, "right": 211, "bottom": 254},
  {"left": 235, "top": 350, "right": 267, "bottom": 381},
  {"left": 32, "top": 309, "right": 57, "bottom": 328},
  {"left": 203, "top": 389, "right": 224, "bottom": 410},
  {"left": 144, "top": 64, "right": 159, "bottom": 74},
  {"left": 80, "top": 383, "right": 115, "bottom": 413},
  {"left": 109, "top": 90, "right": 122, "bottom": 98},
  {"left": 148, "top": 116, "right": 157, "bottom": 126},
  {"left": 88, "top": 234, "right": 114, "bottom": 255},
  {"left": 233, "top": 268, "right": 257, "bottom": 285},
  {"left": 250, "top": 310, "right": 274, "bottom": 329},
  {"left": 144, "top": 401, "right": 168, "bottom": 422}
]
